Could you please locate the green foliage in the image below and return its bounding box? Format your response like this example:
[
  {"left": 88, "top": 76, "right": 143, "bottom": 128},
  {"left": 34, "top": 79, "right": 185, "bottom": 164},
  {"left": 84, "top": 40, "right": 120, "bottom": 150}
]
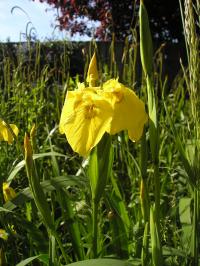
[
  {"left": 0, "top": 6, "right": 199, "bottom": 263},
  {"left": 16, "top": 254, "right": 49, "bottom": 266},
  {"left": 67, "top": 258, "right": 134, "bottom": 266}
]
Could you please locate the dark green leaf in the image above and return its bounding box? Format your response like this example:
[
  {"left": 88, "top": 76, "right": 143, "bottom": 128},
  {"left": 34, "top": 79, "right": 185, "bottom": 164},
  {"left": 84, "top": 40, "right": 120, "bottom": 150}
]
[
  {"left": 16, "top": 254, "right": 49, "bottom": 266},
  {"left": 67, "top": 259, "right": 133, "bottom": 266}
]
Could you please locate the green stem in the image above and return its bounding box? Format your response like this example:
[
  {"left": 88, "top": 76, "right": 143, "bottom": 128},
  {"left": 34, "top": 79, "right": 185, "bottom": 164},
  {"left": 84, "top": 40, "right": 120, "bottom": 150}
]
[
  {"left": 154, "top": 163, "right": 160, "bottom": 226},
  {"left": 146, "top": 74, "right": 160, "bottom": 232},
  {"left": 53, "top": 231, "right": 68, "bottom": 264},
  {"left": 49, "top": 233, "right": 56, "bottom": 266},
  {"left": 92, "top": 200, "right": 98, "bottom": 258},
  {"left": 192, "top": 188, "right": 198, "bottom": 266},
  {"left": 146, "top": 68, "right": 161, "bottom": 265},
  {"left": 58, "top": 189, "right": 84, "bottom": 260},
  {"left": 140, "top": 131, "right": 150, "bottom": 223},
  {"left": 141, "top": 222, "right": 149, "bottom": 266}
]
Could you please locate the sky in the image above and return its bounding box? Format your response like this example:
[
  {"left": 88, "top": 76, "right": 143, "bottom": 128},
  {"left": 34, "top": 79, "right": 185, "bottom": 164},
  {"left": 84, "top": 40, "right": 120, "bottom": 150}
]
[{"left": 0, "top": 0, "right": 91, "bottom": 42}]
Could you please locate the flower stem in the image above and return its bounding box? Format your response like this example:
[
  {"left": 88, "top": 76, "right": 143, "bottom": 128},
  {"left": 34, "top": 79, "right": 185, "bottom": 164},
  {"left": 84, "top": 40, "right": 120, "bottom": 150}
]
[{"left": 92, "top": 200, "right": 98, "bottom": 258}]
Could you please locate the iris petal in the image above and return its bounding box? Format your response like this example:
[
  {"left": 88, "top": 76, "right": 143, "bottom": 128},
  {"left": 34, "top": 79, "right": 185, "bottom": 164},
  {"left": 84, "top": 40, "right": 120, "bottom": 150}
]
[
  {"left": 0, "top": 121, "right": 19, "bottom": 144},
  {"left": 102, "top": 79, "right": 148, "bottom": 141},
  {"left": 59, "top": 90, "right": 113, "bottom": 157},
  {"left": 3, "top": 182, "right": 16, "bottom": 202}
]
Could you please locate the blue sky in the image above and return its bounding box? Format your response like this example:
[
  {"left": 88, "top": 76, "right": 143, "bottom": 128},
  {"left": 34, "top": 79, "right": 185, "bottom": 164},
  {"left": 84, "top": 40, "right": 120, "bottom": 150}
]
[{"left": 0, "top": 0, "right": 91, "bottom": 42}]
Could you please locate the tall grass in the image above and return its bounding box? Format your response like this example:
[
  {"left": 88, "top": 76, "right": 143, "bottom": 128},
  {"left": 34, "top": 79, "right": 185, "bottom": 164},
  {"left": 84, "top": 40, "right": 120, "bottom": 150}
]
[{"left": 0, "top": 2, "right": 199, "bottom": 265}]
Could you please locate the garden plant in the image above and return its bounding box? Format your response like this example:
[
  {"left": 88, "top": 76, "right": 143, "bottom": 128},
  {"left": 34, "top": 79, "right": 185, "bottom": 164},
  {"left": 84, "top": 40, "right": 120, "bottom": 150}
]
[{"left": 0, "top": 0, "right": 199, "bottom": 265}]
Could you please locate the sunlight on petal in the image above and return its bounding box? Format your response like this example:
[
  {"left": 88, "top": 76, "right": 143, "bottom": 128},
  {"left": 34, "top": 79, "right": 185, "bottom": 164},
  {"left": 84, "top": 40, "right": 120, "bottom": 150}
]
[
  {"left": 102, "top": 79, "right": 148, "bottom": 140},
  {"left": 59, "top": 90, "right": 112, "bottom": 156}
]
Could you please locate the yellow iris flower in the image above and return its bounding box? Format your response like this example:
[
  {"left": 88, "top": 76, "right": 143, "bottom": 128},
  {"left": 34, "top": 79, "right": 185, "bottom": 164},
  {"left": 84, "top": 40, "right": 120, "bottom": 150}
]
[
  {"left": 0, "top": 120, "right": 19, "bottom": 144},
  {"left": 3, "top": 182, "right": 16, "bottom": 202},
  {"left": 101, "top": 79, "right": 148, "bottom": 141},
  {"left": 59, "top": 81, "right": 147, "bottom": 156},
  {"left": 0, "top": 229, "right": 8, "bottom": 241},
  {"left": 59, "top": 88, "right": 113, "bottom": 157},
  {"left": 60, "top": 54, "right": 147, "bottom": 157}
]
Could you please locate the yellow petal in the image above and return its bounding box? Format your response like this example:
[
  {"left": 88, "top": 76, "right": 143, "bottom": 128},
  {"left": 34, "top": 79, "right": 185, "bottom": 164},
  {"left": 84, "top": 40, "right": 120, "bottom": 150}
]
[
  {"left": 59, "top": 88, "right": 100, "bottom": 134},
  {"left": 128, "top": 122, "right": 147, "bottom": 142},
  {"left": 59, "top": 90, "right": 113, "bottom": 157},
  {"left": 0, "top": 121, "right": 19, "bottom": 144},
  {"left": 102, "top": 79, "right": 148, "bottom": 141},
  {"left": 86, "top": 52, "right": 99, "bottom": 85},
  {"left": 3, "top": 182, "right": 16, "bottom": 202},
  {"left": 59, "top": 91, "right": 76, "bottom": 134},
  {"left": 0, "top": 229, "right": 8, "bottom": 241}
]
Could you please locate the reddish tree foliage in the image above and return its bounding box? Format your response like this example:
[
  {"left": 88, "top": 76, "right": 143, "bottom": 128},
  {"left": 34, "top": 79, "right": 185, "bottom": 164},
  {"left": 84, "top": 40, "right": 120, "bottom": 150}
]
[
  {"left": 33, "top": 0, "right": 182, "bottom": 42},
  {"left": 35, "top": 0, "right": 115, "bottom": 40}
]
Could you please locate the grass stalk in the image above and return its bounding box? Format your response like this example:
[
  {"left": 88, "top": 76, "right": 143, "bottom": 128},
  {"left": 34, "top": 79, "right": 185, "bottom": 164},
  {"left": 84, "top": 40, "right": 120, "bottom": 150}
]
[
  {"left": 182, "top": 1, "right": 200, "bottom": 263},
  {"left": 53, "top": 231, "right": 69, "bottom": 264},
  {"left": 192, "top": 188, "right": 199, "bottom": 266}
]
